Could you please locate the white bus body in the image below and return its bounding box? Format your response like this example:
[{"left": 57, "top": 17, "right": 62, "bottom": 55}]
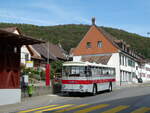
[{"left": 61, "top": 62, "right": 116, "bottom": 95}]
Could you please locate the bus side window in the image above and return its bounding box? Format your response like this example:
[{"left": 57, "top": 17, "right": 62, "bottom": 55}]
[
  {"left": 113, "top": 68, "right": 115, "bottom": 76},
  {"left": 91, "top": 67, "right": 96, "bottom": 76},
  {"left": 76, "top": 67, "right": 80, "bottom": 74},
  {"left": 80, "top": 66, "right": 85, "bottom": 76},
  {"left": 107, "top": 68, "right": 110, "bottom": 75},
  {"left": 102, "top": 67, "right": 106, "bottom": 75},
  {"left": 103, "top": 67, "right": 109, "bottom": 76},
  {"left": 106, "top": 71, "right": 109, "bottom": 75},
  {"left": 99, "top": 67, "right": 102, "bottom": 75},
  {"left": 85, "top": 66, "right": 91, "bottom": 77},
  {"left": 71, "top": 67, "right": 76, "bottom": 74},
  {"left": 96, "top": 67, "right": 98, "bottom": 75},
  {"left": 110, "top": 68, "right": 112, "bottom": 75}
]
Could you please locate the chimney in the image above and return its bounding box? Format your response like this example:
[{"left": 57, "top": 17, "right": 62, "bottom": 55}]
[{"left": 92, "top": 17, "right": 96, "bottom": 25}]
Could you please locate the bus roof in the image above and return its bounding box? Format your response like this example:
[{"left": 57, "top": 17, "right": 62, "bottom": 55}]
[
  {"left": 63, "top": 61, "right": 115, "bottom": 68},
  {"left": 63, "top": 61, "right": 87, "bottom": 66}
]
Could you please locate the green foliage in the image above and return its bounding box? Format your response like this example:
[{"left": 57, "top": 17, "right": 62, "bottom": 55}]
[
  {"left": 102, "top": 26, "right": 150, "bottom": 58},
  {"left": 40, "top": 70, "right": 46, "bottom": 80},
  {"left": 22, "top": 67, "right": 45, "bottom": 80},
  {"left": 50, "top": 60, "right": 64, "bottom": 79},
  {"left": 0, "top": 23, "right": 150, "bottom": 59}
]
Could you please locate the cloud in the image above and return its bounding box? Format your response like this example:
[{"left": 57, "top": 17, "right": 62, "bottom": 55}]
[
  {"left": 0, "top": 0, "right": 90, "bottom": 25},
  {"left": 30, "top": 1, "right": 90, "bottom": 24},
  {"left": 0, "top": 9, "right": 58, "bottom": 25}
]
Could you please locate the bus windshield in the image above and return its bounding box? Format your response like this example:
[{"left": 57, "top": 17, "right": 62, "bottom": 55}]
[{"left": 62, "top": 66, "right": 89, "bottom": 77}]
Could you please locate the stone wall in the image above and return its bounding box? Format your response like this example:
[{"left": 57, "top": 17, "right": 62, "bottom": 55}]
[{"left": 21, "top": 80, "right": 62, "bottom": 98}]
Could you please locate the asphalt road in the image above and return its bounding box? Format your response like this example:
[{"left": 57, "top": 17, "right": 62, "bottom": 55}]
[{"left": 17, "top": 84, "right": 150, "bottom": 113}]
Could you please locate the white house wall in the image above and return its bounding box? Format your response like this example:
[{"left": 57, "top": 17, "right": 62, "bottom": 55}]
[
  {"left": 0, "top": 89, "right": 21, "bottom": 105},
  {"left": 140, "top": 63, "right": 150, "bottom": 82},
  {"left": 21, "top": 45, "right": 31, "bottom": 65},
  {"left": 145, "top": 63, "right": 150, "bottom": 81},
  {"left": 107, "top": 53, "right": 120, "bottom": 85}
]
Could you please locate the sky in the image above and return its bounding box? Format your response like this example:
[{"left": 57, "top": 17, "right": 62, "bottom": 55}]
[{"left": 0, "top": 0, "right": 150, "bottom": 37}]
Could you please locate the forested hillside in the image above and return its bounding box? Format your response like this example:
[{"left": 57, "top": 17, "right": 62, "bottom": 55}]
[{"left": 0, "top": 23, "right": 150, "bottom": 59}]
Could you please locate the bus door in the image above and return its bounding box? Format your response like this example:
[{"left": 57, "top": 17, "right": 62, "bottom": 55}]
[{"left": 85, "top": 66, "right": 92, "bottom": 83}]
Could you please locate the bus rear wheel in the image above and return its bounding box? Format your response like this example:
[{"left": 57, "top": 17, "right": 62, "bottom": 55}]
[
  {"left": 108, "top": 83, "right": 112, "bottom": 92},
  {"left": 92, "top": 85, "right": 97, "bottom": 96}
]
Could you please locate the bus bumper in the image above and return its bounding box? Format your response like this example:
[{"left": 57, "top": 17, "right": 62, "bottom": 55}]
[{"left": 61, "top": 84, "right": 93, "bottom": 93}]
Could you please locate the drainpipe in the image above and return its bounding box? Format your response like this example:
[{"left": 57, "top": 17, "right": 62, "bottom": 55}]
[{"left": 119, "top": 53, "right": 121, "bottom": 86}]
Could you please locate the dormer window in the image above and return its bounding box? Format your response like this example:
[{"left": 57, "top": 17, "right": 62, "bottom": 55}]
[
  {"left": 122, "top": 44, "right": 126, "bottom": 50},
  {"left": 122, "top": 44, "right": 124, "bottom": 50},
  {"left": 86, "top": 42, "right": 91, "bottom": 48},
  {"left": 129, "top": 50, "right": 132, "bottom": 54},
  {"left": 124, "top": 46, "right": 127, "bottom": 52},
  {"left": 97, "top": 41, "right": 102, "bottom": 48}
]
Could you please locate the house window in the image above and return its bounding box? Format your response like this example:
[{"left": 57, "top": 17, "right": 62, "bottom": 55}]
[
  {"left": 120, "top": 54, "right": 122, "bottom": 65},
  {"left": 124, "top": 56, "right": 127, "bottom": 66},
  {"left": 122, "top": 55, "right": 124, "bottom": 66},
  {"left": 97, "top": 41, "right": 102, "bottom": 48},
  {"left": 86, "top": 42, "right": 91, "bottom": 48},
  {"left": 128, "top": 58, "right": 135, "bottom": 67},
  {"left": 25, "top": 53, "right": 29, "bottom": 61}
]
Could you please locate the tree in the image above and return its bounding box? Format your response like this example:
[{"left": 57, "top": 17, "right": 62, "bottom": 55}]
[{"left": 50, "top": 60, "right": 64, "bottom": 79}]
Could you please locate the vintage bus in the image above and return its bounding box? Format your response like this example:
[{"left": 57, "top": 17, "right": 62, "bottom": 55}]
[{"left": 61, "top": 61, "right": 115, "bottom": 95}]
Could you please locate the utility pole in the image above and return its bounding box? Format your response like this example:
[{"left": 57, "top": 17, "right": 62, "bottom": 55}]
[{"left": 47, "top": 42, "right": 50, "bottom": 64}]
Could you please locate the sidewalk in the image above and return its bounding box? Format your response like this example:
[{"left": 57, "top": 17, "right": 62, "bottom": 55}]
[
  {"left": 0, "top": 94, "right": 71, "bottom": 113},
  {"left": 114, "top": 82, "right": 150, "bottom": 90}
]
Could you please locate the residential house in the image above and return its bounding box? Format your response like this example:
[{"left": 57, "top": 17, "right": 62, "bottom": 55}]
[
  {"left": 71, "top": 18, "right": 149, "bottom": 86},
  {"left": 31, "top": 42, "right": 68, "bottom": 68},
  {"left": 0, "top": 27, "right": 43, "bottom": 105},
  {"left": 3, "top": 27, "right": 68, "bottom": 70},
  {"left": 139, "top": 60, "right": 150, "bottom": 82},
  {"left": 2, "top": 27, "right": 41, "bottom": 68}
]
